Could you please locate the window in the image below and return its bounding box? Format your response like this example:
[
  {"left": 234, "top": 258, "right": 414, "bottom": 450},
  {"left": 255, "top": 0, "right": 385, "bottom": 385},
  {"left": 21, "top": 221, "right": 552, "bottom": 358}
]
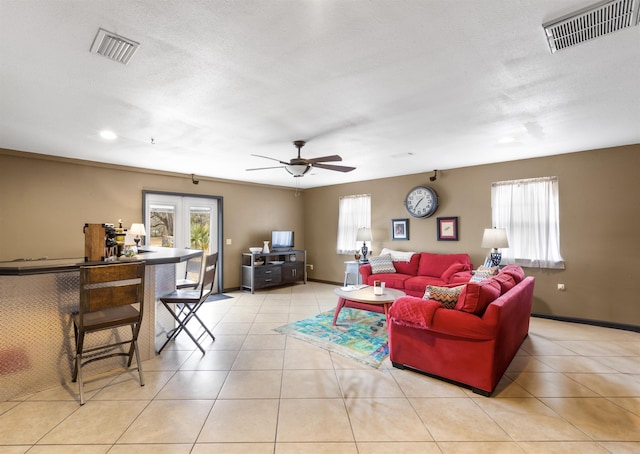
[
  {"left": 491, "top": 177, "right": 565, "bottom": 269},
  {"left": 336, "top": 194, "right": 371, "bottom": 254}
]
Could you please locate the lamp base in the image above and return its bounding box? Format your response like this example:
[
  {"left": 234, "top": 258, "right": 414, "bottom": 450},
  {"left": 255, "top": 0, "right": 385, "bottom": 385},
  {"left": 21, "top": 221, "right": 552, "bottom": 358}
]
[
  {"left": 359, "top": 244, "right": 369, "bottom": 264},
  {"left": 489, "top": 251, "right": 502, "bottom": 267}
]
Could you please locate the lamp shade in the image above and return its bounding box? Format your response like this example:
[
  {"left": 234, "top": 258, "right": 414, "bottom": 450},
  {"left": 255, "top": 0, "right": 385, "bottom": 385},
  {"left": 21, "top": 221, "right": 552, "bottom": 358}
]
[
  {"left": 356, "top": 227, "right": 372, "bottom": 242},
  {"left": 129, "top": 223, "right": 147, "bottom": 237},
  {"left": 481, "top": 228, "right": 509, "bottom": 249}
]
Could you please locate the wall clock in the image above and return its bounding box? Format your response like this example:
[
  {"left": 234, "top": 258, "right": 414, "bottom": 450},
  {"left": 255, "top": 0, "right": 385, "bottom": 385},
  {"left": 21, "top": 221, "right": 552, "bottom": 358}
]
[{"left": 405, "top": 186, "right": 439, "bottom": 218}]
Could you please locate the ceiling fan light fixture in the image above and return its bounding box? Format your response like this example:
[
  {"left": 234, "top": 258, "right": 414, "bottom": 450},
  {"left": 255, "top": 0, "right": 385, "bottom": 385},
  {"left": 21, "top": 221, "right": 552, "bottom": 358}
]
[{"left": 285, "top": 164, "right": 310, "bottom": 177}]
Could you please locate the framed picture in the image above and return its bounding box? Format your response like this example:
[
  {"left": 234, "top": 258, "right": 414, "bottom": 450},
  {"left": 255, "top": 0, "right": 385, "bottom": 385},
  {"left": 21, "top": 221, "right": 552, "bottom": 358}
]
[
  {"left": 391, "top": 218, "right": 409, "bottom": 240},
  {"left": 437, "top": 216, "right": 458, "bottom": 241}
]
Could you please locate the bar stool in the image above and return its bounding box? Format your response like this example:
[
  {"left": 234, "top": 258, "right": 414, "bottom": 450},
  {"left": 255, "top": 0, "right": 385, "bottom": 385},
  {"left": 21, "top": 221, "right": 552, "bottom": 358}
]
[
  {"left": 158, "top": 252, "right": 218, "bottom": 354},
  {"left": 72, "top": 261, "right": 146, "bottom": 405}
]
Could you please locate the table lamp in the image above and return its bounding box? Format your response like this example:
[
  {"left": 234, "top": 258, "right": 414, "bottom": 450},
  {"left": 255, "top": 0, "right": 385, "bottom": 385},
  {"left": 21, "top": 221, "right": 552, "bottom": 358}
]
[
  {"left": 356, "top": 227, "right": 372, "bottom": 264},
  {"left": 481, "top": 228, "right": 509, "bottom": 267},
  {"left": 129, "top": 223, "right": 147, "bottom": 248}
]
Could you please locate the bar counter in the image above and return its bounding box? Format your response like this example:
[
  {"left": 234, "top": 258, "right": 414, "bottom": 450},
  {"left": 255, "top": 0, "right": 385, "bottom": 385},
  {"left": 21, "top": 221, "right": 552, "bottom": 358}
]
[
  {"left": 0, "top": 246, "right": 202, "bottom": 275},
  {"left": 0, "top": 247, "right": 202, "bottom": 402}
]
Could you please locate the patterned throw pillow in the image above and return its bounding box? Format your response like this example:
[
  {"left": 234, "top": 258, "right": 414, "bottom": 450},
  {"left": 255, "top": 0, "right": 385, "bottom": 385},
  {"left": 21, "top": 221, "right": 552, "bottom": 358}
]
[
  {"left": 423, "top": 284, "right": 465, "bottom": 309},
  {"left": 369, "top": 254, "right": 396, "bottom": 274},
  {"left": 470, "top": 265, "right": 499, "bottom": 282}
]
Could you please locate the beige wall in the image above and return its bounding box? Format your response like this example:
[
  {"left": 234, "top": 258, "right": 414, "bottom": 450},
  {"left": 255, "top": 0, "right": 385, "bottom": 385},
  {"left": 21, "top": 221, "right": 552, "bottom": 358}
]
[
  {"left": 2, "top": 145, "right": 639, "bottom": 327},
  {"left": 304, "top": 144, "right": 640, "bottom": 327},
  {"left": 0, "top": 149, "right": 305, "bottom": 289}
]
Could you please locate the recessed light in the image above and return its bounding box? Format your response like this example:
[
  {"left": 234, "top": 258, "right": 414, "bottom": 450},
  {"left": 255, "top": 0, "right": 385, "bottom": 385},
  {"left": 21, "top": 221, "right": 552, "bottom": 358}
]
[
  {"left": 498, "top": 136, "right": 516, "bottom": 144},
  {"left": 99, "top": 130, "right": 117, "bottom": 140}
]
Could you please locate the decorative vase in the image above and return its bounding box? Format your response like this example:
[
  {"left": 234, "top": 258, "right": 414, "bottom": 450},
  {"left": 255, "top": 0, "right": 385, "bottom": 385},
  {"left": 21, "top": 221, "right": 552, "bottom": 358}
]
[{"left": 263, "top": 241, "right": 270, "bottom": 253}]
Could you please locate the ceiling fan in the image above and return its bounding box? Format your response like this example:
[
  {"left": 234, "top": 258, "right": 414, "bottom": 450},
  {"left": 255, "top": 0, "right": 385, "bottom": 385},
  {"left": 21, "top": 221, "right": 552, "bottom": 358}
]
[{"left": 246, "top": 140, "right": 356, "bottom": 177}]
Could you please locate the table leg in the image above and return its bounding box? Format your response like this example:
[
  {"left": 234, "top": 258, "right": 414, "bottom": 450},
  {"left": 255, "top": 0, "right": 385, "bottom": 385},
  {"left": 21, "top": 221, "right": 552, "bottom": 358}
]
[{"left": 332, "top": 297, "right": 347, "bottom": 325}]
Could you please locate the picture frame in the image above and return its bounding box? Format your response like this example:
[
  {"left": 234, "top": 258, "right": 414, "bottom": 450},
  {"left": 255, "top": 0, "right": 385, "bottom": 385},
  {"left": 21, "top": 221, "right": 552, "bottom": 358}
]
[
  {"left": 437, "top": 216, "right": 458, "bottom": 241},
  {"left": 391, "top": 218, "right": 409, "bottom": 240}
]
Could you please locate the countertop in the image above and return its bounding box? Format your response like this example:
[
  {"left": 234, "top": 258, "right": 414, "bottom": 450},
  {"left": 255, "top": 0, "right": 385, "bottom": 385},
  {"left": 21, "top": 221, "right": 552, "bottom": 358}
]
[{"left": 0, "top": 246, "right": 203, "bottom": 276}]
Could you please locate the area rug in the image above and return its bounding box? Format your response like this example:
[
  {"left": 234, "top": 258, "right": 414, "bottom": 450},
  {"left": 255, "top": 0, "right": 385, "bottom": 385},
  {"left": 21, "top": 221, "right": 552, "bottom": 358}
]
[{"left": 274, "top": 308, "right": 389, "bottom": 368}]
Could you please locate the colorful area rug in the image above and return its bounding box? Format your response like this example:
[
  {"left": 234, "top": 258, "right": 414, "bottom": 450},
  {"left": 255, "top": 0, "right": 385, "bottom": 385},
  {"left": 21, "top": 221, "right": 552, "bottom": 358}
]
[{"left": 274, "top": 308, "right": 389, "bottom": 368}]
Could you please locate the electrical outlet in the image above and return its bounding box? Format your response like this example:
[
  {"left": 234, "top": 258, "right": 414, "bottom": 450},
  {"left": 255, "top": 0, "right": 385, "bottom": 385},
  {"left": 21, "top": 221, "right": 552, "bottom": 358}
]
[
  {"left": 225, "top": 239, "right": 232, "bottom": 245},
  {"left": 557, "top": 283, "right": 565, "bottom": 291}
]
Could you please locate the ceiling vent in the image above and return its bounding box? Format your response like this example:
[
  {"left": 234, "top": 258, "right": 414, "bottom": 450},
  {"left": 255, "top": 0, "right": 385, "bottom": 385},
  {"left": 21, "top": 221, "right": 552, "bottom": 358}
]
[
  {"left": 90, "top": 28, "right": 139, "bottom": 64},
  {"left": 543, "top": 0, "right": 640, "bottom": 53}
]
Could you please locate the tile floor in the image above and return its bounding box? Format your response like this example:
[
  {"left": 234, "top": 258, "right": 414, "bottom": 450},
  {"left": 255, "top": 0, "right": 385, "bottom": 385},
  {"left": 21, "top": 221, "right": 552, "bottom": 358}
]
[{"left": 1, "top": 282, "right": 639, "bottom": 453}]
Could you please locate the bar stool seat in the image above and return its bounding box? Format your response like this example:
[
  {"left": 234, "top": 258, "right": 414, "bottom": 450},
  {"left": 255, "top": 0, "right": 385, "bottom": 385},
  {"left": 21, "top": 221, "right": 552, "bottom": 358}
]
[{"left": 158, "top": 252, "right": 218, "bottom": 354}]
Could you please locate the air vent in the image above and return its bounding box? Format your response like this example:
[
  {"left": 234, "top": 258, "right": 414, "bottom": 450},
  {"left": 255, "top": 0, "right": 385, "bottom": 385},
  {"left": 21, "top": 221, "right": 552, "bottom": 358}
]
[
  {"left": 543, "top": 0, "right": 640, "bottom": 53},
  {"left": 90, "top": 28, "right": 139, "bottom": 64}
]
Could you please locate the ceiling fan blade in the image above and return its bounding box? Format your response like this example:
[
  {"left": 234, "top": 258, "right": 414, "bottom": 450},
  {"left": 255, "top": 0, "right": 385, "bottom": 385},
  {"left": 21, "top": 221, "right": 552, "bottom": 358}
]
[
  {"left": 305, "top": 155, "right": 343, "bottom": 164},
  {"left": 311, "top": 162, "right": 356, "bottom": 173},
  {"left": 246, "top": 165, "right": 286, "bottom": 171},
  {"left": 251, "top": 154, "right": 289, "bottom": 165}
]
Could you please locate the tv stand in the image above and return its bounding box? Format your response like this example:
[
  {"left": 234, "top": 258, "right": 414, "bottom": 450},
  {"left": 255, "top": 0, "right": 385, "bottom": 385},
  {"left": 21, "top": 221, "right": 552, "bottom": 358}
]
[{"left": 241, "top": 249, "right": 306, "bottom": 293}]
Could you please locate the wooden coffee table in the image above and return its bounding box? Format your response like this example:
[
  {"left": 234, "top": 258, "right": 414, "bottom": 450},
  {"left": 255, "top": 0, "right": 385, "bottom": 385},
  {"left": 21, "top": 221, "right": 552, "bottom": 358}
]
[{"left": 333, "top": 286, "right": 406, "bottom": 325}]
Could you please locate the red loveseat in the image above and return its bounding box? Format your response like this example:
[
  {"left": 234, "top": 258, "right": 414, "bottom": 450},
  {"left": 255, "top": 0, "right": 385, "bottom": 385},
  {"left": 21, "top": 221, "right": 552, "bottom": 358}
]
[
  {"left": 387, "top": 265, "right": 534, "bottom": 396},
  {"left": 359, "top": 252, "right": 473, "bottom": 297}
]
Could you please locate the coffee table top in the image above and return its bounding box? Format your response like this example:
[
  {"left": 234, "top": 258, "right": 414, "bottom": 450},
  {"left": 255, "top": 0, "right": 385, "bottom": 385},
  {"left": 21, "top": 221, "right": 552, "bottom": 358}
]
[{"left": 334, "top": 286, "right": 405, "bottom": 305}]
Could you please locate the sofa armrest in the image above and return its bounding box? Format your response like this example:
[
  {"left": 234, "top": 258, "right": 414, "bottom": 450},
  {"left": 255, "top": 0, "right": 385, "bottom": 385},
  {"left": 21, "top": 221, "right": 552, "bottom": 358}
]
[
  {"left": 389, "top": 296, "right": 440, "bottom": 329},
  {"left": 450, "top": 270, "right": 473, "bottom": 284},
  {"left": 359, "top": 263, "right": 372, "bottom": 282}
]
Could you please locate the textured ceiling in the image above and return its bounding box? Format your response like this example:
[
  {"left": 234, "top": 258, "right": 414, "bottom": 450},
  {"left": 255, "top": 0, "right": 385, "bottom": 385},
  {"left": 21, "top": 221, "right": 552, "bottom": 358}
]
[{"left": 1, "top": 0, "right": 639, "bottom": 188}]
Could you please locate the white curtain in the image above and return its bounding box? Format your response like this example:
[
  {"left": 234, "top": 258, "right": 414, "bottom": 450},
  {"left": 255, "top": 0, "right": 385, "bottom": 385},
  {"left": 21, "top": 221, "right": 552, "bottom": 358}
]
[
  {"left": 336, "top": 194, "right": 371, "bottom": 254},
  {"left": 492, "top": 177, "right": 565, "bottom": 269}
]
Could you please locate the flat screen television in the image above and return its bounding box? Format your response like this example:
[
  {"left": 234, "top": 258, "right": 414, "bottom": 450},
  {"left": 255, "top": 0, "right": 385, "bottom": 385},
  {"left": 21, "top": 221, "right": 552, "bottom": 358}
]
[{"left": 272, "top": 230, "right": 294, "bottom": 251}]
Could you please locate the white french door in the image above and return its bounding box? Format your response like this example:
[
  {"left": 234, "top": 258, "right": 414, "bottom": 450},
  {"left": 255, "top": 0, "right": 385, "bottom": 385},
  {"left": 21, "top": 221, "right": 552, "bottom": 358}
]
[{"left": 144, "top": 192, "right": 221, "bottom": 291}]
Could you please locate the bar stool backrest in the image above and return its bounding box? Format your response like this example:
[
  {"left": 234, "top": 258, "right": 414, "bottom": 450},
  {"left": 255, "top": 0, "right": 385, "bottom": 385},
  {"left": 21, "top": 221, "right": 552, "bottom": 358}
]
[
  {"left": 199, "top": 252, "right": 218, "bottom": 299},
  {"left": 79, "top": 261, "right": 146, "bottom": 327}
]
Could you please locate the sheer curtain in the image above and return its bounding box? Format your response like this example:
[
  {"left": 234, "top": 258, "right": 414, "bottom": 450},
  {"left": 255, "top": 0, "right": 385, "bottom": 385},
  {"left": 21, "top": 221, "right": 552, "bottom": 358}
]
[
  {"left": 492, "top": 177, "right": 565, "bottom": 269},
  {"left": 336, "top": 194, "right": 371, "bottom": 254}
]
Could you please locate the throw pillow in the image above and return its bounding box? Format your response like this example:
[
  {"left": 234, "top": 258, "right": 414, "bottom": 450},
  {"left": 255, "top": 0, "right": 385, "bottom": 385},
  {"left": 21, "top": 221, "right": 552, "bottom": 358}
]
[
  {"left": 469, "top": 265, "right": 499, "bottom": 282},
  {"left": 441, "top": 262, "right": 467, "bottom": 283},
  {"left": 455, "top": 279, "right": 501, "bottom": 315},
  {"left": 423, "top": 284, "right": 465, "bottom": 309},
  {"left": 493, "top": 272, "right": 516, "bottom": 294},
  {"left": 369, "top": 254, "right": 396, "bottom": 274},
  {"left": 500, "top": 264, "right": 525, "bottom": 283},
  {"left": 380, "top": 248, "right": 416, "bottom": 262}
]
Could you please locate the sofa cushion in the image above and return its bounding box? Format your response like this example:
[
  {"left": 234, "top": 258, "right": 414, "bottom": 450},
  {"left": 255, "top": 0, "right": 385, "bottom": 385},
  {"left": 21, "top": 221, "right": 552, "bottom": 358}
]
[
  {"left": 455, "top": 278, "right": 501, "bottom": 315},
  {"left": 424, "top": 284, "right": 465, "bottom": 309},
  {"left": 393, "top": 253, "right": 420, "bottom": 275},
  {"left": 417, "top": 253, "right": 471, "bottom": 278},
  {"left": 470, "top": 265, "right": 499, "bottom": 283},
  {"left": 369, "top": 254, "right": 396, "bottom": 274},
  {"left": 501, "top": 264, "right": 525, "bottom": 283},
  {"left": 441, "top": 262, "right": 468, "bottom": 283},
  {"left": 365, "top": 273, "right": 412, "bottom": 289},
  {"left": 404, "top": 276, "right": 448, "bottom": 294},
  {"left": 493, "top": 273, "right": 516, "bottom": 294}
]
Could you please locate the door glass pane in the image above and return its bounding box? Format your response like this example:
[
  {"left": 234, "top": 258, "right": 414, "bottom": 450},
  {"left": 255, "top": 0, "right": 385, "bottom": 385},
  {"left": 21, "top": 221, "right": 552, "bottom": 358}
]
[
  {"left": 190, "top": 206, "right": 211, "bottom": 253},
  {"left": 149, "top": 204, "right": 175, "bottom": 247}
]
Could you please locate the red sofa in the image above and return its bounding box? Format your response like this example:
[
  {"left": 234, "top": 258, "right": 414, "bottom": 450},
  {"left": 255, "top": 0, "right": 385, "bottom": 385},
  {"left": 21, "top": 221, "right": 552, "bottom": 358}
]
[
  {"left": 359, "top": 252, "right": 473, "bottom": 297},
  {"left": 387, "top": 265, "right": 534, "bottom": 396}
]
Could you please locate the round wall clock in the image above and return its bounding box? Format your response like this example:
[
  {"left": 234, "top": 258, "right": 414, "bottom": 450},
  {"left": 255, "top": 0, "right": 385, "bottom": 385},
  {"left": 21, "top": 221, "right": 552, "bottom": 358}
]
[{"left": 405, "top": 186, "right": 439, "bottom": 218}]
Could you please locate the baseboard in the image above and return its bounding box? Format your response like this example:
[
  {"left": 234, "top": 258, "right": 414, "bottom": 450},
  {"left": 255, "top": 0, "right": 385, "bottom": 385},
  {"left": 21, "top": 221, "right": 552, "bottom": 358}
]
[{"left": 531, "top": 313, "right": 639, "bottom": 333}]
